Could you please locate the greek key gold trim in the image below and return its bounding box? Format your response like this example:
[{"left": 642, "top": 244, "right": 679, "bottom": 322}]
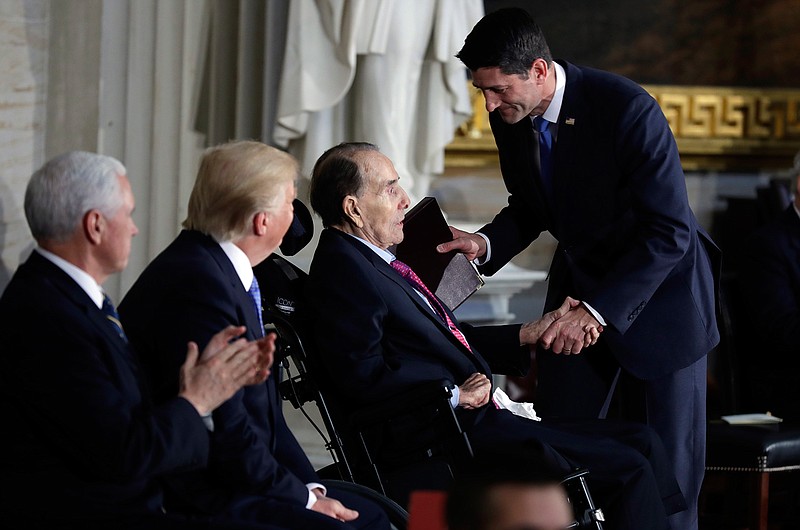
[{"left": 446, "top": 84, "right": 800, "bottom": 172}]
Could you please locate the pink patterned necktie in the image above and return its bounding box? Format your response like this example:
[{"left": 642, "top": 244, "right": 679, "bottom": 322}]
[{"left": 390, "top": 259, "right": 472, "bottom": 352}]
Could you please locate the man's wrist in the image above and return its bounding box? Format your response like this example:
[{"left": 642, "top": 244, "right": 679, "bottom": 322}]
[
  {"left": 305, "top": 483, "right": 326, "bottom": 508},
  {"left": 580, "top": 301, "right": 606, "bottom": 327},
  {"left": 474, "top": 232, "right": 491, "bottom": 265},
  {"left": 450, "top": 385, "right": 461, "bottom": 408}
]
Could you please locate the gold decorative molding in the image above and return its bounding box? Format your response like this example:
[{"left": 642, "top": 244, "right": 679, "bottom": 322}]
[{"left": 445, "top": 84, "right": 800, "bottom": 172}]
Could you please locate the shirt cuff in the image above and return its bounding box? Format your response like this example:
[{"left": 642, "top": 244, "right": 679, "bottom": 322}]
[
  {"left": 305, "top": 483, "right": 327, "bottom": 509},
  {"left": 581, "top": 301, "right": 607, "bottom": 327},
  {"left": 474, "top": 232, "right": 491, "bottom": 265},
  {"left": 450, "top": 385, "right": 460, "bottom": 408}
]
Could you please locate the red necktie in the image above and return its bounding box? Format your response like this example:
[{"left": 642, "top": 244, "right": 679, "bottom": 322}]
[{"left": 391, "top": 259, "right": 472, "bottom": 352}]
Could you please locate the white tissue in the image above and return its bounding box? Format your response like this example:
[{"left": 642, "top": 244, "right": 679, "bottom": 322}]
[{"left": 492, "top": 387, "right": 541, "bottom": 421}]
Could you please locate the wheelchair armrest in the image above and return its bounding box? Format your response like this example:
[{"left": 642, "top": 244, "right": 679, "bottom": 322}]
[
  {"left": 345, "top": 379, "right": 473, "bottom": 496},
  {"left": 348, "top": 379, "right": 456, "bottom": 428}
]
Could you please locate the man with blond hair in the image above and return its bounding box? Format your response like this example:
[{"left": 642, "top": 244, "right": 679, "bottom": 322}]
[{"left": 120, "top": 140, "right": 389, "bottom": 530}]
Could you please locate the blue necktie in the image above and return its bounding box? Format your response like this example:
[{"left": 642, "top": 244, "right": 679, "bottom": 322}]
[
  {"left": 248, "top": 277, "right": 265, "bottom": 338},
  {"left": 533, "top": 116, "right": 554, "bottom": 202},
  {"left": 102, "top": 294, "right": 128, "bottom": 342}
]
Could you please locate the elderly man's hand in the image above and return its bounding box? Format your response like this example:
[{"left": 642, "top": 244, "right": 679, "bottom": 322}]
[{"left": 458, "top": 372, "right": 492, "bottom": 409}]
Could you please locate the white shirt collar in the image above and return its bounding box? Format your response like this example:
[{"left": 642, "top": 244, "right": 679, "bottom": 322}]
[
  {"left": 218, "top": 240, "right": 254, "bottom": 291},
  {"left": 35, "top": 247, "right": 105, "bottom": 308},
  {"left": 793, "top": 201, "right": 800, "bottom": 221},
  {"left": 344, "top": 233, "right": 396, "bottom": 264},
  {"left": 342, "top": 231, "right": 439, "bottom": 313},
  {"left": 541, "top": 61, "right": 566, "bottom": 124}
]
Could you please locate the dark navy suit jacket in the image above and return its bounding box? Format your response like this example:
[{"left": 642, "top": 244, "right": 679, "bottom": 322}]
[
  {"left": 0, "top": 251, "right": 209, "bottom": 525},
  {"left": 119, "top": 230, "right": 316, "bottom": 514},
  {"left": 480, "top": 60, "right": 721, "bottom": 380},
  {"left": 306, "top": 228, "right": 527, "bottom": 415}
]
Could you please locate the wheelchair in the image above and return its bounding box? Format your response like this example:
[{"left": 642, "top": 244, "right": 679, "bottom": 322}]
[{"left": 254, "top": 200, "right": 605, "bottom": 529}]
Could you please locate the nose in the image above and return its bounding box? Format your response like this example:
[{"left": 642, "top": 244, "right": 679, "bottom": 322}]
[
  {"left": 483, "top": 91, "right": 500, "bottom": 113},
  {"left": 399, "top": 186, "right": 410, "bottom": 209},
  {"left": 132, "top": 221, "right": 139, "bottom": 236}
]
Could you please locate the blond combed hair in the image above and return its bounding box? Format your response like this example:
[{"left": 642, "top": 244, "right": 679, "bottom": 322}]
[{"left": 183, "top": 140, "right": 298, "bottom": 241}]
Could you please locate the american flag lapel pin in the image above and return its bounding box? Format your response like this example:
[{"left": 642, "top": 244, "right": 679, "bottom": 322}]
[{"left": 564, "top": 117, "right": 576, "bottom": 125}]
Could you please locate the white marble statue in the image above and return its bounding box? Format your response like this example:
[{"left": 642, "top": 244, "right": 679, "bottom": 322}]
[{"left": 274, "top": 0, "right": 483, "bottom": 201}]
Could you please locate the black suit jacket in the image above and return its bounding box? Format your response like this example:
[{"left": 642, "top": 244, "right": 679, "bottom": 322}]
[
  {"left": 305, "top": 229, "right": 686, "bottom": 527},
  {"left": 119, "top": 230, "right": 317, "bottom": 514},
  {"left": 306, "top": 228, "right": 527, "bottom": 417},
  {"left": 480, "top": 60, "right": 721, "bottom": 379},
  {"left": 0, "top": 251, "right": 209, "bottom": 525}
]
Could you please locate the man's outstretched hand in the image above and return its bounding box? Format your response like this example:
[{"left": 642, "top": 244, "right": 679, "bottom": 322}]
[{"left": 436, "top": 226, "right": 486, "bottom": 261}]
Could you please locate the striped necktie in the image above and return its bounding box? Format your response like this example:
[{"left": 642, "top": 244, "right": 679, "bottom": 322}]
[
  {"left": 101, "top": 294, "right": 128, "bottom": 342},
  {"left": 248, "top": 277, "right": 265, "bottom": 338},
  {"left": 390, "top": 259, "right": 471, "bottom": 352}
]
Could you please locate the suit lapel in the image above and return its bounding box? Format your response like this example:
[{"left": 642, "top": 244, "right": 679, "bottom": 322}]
[
  {"left": 492, "top": 112, "right": 552, "bottom": 226},
  {"left": 334, "top": 230, "right": 470, "bottom": 349},
  {"left": 27, "top": 252, "right": 142, "bottom": 379},
  {"left": 188, "top": 231, "right": 264, "bottom": 340},
  {"left": 368, "top": 243, "right": 446, "bottom": 325},
  {"left": 183, "top": 231, "right": 278, "bottom": 438},
  {"left": 550, "top": 61, "right": 584, "bottom": 236}
]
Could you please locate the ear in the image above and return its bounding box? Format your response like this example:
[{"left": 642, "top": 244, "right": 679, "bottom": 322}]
[
  {"left": 253, "top": 211, "right": 270, "bottom": 237},
  {"left": 342, "top": 195, "right": 363, "bottom": 228},
  {"left": 530, "top": 58, "right": 550, "bottom": 84},
  {"left": 83, "top": 210, "right": 104, "bottom": 245}
]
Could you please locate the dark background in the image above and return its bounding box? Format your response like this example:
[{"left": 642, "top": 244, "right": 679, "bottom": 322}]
[{"left": 484, "top": 0, "right": 800, "bottom": 87}]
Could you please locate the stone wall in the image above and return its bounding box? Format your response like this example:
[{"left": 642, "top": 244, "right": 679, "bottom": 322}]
[{"left": 0, "top": 0, "right": 48, "bottom": 295}]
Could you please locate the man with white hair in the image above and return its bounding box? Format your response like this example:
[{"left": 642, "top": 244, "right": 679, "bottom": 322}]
[{"left": 0, "top": 151, "right": 276, "bottom": 529}]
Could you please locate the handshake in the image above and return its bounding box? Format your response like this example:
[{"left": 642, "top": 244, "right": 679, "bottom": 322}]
[
  {"left": 436, "top": 227, "right": 603, "bottom": 355},
  {"left": 519, "top": 296, "right": 603, "bottom": 355}
]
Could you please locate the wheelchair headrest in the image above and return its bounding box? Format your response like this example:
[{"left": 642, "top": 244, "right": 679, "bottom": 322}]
[{"left": 280, "top": 199, "right": 314, "bottom": 256}]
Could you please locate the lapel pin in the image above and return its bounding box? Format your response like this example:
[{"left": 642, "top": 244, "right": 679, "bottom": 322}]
[{"left": 564, "top": 117, "right": 576, "bottom": 125}]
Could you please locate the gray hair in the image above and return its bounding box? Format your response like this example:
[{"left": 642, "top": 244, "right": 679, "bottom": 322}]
[{"left": 24, "top": 151, "right": 126, "bottom": 242}]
